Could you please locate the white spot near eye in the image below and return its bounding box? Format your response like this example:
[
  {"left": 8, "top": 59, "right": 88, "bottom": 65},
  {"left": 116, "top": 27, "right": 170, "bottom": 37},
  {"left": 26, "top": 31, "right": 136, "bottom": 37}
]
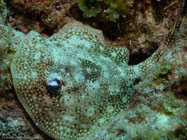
[
  {"left": 47, "top": 73, "right": 61, "bottom": 86},
  {"left": 47, "top": 80, "right": 58, "bottom": 86}
]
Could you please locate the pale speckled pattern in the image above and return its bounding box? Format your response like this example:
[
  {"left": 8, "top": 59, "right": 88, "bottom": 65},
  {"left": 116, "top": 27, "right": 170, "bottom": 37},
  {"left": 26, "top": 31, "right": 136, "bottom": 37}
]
[{"left": 11, "top": 22, "right": 164, "bottom": 140}]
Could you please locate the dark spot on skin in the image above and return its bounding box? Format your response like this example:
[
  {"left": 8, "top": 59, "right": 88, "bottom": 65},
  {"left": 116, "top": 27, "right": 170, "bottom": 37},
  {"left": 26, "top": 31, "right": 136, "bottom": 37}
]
[
  {"left": 133, "top": 78, "right": 141, "bottom": 85},
  {"left": 116, "top": 129, "right": 126, "bottom": 136},
  {"left": 80, "top": 59, "right": 101, "bottom": 82}
]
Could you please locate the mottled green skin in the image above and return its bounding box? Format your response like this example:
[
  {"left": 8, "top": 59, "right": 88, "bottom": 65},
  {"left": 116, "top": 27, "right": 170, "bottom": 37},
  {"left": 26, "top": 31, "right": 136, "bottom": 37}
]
[{"left": 11, "top": 22, "right": 163, "bottom": 140}]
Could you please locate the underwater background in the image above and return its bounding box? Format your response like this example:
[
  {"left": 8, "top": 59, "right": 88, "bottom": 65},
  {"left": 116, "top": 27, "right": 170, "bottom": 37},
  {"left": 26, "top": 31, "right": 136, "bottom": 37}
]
[{"left": 0, "top": 0, "right": 187, "bottom": 140}]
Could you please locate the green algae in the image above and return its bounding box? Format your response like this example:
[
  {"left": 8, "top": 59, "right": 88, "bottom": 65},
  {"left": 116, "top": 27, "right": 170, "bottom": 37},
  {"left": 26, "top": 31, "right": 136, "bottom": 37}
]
[{"left": 78, "top": 0, "right": 128, "bottom": 22}]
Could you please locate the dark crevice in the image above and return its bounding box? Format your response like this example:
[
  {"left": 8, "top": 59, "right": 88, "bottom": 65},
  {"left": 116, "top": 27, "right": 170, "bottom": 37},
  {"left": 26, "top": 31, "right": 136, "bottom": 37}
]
[
  {"left": 128, "top": 42, "right": 159, "bottom": 65},
  {"left": 128, "top": 52, "right": 150, "bottom": 65},
  {"left": 173, "top": 78, "right": 187, "bottom": 100}
]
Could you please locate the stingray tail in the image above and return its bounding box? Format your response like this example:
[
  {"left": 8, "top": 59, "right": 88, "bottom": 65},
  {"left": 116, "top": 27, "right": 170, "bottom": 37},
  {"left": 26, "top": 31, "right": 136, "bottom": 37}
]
[{"left": 131, "top": 0, "right": 185, "bottom": 75}]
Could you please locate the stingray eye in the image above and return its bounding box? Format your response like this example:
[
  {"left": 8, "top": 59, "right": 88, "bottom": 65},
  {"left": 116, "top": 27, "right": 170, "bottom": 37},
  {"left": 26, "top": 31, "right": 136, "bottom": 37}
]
[
  {"left": 47, "top": 79, "right": 62, "bottom": 87},
  {"left": 46, "top": 78, "right": 64, "bottom": 96}
]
